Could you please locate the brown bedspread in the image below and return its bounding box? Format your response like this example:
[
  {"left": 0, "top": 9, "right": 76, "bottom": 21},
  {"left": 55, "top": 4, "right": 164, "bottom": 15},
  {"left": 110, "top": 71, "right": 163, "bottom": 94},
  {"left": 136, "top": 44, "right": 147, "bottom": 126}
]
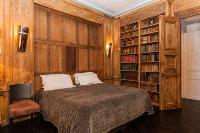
[{"left": 37, "top": 83, "right": 153, "bottom": 133}]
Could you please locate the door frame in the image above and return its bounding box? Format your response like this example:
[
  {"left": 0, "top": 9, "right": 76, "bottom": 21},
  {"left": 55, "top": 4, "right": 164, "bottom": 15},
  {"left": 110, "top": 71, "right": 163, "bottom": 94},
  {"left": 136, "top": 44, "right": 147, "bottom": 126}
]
[{"left": 176, "top": 6, "right": 200, "bottom": 99}]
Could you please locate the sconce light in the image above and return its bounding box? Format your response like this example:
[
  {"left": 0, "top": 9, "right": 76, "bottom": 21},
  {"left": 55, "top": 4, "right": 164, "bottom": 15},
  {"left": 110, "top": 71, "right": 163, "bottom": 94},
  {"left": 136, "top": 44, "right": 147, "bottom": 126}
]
[
  {"left": 106, "top": 43, "right": 112, "bottom": 59},
  {"left": 17, "top": 26, "right": 29, "bottom": 52}
]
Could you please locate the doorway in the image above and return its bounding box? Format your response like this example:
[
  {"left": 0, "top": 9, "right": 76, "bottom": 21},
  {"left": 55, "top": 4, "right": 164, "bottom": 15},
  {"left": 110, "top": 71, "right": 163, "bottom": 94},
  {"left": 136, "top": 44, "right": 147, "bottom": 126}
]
[{"left": 181, "top": 15, "right": 200, "bottom": 101}]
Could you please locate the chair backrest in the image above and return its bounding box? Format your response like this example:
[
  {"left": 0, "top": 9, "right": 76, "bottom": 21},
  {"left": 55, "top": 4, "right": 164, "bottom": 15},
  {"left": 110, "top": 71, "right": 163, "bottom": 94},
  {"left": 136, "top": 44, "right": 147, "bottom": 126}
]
[{"left": 9, "top": 84, "right": 32, "bottom": 103}]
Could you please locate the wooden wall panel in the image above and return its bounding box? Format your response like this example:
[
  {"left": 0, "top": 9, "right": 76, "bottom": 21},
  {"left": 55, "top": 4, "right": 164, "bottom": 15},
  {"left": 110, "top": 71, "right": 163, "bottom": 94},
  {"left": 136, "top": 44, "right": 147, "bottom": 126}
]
[
  {"left": 78, "top": 49, "right": 89, "bottom": 71},
  {"left": 66, "top": 47, "right": 76, "bottom": 72},
  {"left": 48, "top": 13, "right": 65, "bottom": 42},
  {"left": 0, "top": 0, "right": 5, "bottom": 88},
  {"left": 34, "top": 0, "right": 105, "bottom": 24},
  {"left": 174, "top": 0, "right": 200, "bottom": 12},
  {"left": 64, "top": 18, "right": 77, "bottom": 45},
  {"left": 34, "top": 44, "right": 49, "bottom": 74},
  {"left": 89, "top": 25, "right": 98, "bottom": 46},
  {"left": 34, "top": 6, "right": 48, "bottom": 40},
  {"left": 49, "top": 45, "right": 66, "bottom": 72},
  {"left": 78, "top": 22, "right": 88, "bottom": 46},
  {"left": 9, "top": 0, "right": 34, "bottom": 84},
  {"left": 89, "top": 49, "right": 97, "bottom": 71}
]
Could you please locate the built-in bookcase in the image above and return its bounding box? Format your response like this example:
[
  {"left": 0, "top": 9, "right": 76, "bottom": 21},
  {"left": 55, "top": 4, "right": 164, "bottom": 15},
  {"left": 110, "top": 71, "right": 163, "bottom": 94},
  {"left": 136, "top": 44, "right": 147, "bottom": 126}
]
[
  {"left": 120, "top": 15, "right": 161, "bottom": 108},
  {"left": 120, "top": 22, "right": 139, "bottom": 87},
  {"left": 140, "top": 16, "right": 160, "bottom": 107}
]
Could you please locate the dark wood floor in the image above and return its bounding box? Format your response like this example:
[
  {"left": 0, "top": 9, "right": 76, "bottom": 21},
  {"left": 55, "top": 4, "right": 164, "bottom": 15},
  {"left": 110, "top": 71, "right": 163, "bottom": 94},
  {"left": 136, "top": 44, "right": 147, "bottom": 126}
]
[{"left": 1, "top": 99, "right": 200, "bottom": 133}]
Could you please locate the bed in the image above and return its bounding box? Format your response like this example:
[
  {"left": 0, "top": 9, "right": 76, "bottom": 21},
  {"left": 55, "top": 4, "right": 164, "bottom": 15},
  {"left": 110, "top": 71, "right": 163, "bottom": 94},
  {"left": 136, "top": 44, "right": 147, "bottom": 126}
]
[{"left": 37, "top": 83, "right": 153, "bottom": 133}]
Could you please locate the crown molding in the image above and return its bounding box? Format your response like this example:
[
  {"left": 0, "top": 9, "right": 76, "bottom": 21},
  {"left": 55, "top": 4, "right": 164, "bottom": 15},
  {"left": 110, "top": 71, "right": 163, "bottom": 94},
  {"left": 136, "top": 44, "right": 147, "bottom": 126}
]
[{"left": 72, "top": 0, "right": 160, "bottom": 17}]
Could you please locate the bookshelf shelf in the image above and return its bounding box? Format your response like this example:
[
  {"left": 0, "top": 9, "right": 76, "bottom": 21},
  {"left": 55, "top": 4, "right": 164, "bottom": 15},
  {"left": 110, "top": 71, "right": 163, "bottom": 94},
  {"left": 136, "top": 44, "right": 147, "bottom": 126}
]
[
  {"left": 141, "top": 31, "right": 159, "bottom": 36},
  {"left": 120, "top": 53, "right": 138, "bottom": 55},
  {"left": 121, "top": 44, "right": 138, "bottom": 48},
  {"left": 141, "top": 41, "right": 159, "bottom": 45},
  {"left": 120, "top": 22, "right": 139, "bottom": 86},
  {"left": 140, "top": 15, "right": 160, "bottom": 108},
  {"left": 121, "top": 79, "right": 138, "bottom": 82},
  {"left": 120, "top": 62, "right": 138, "bottom": 64},
  {"left": 141, "top": 23, "right": 159, "bottom": 29},
  {"left": 140, "top": 51, "right": 159, "bottom": 54},
  {"left": 121, "top": 70, "right": 138, "bottom": 72},
  {"left": 120, "top": 16, "right": 162, "bottom": 108}
]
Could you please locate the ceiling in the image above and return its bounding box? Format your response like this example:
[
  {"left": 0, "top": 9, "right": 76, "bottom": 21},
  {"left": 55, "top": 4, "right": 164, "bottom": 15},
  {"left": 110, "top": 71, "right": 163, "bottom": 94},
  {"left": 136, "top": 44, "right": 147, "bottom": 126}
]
[{"left": 72, "top": 0, "right": 160, "bottom": 17}]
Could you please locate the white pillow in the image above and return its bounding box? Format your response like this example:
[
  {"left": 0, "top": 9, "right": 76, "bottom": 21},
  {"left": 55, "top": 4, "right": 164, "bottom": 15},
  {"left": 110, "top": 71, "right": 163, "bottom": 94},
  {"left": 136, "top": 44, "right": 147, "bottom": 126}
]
[
  {"left": 74, "top": 72, "right": 102, "bottom": 86},
  {"left": 40, "top": 74, "right": 74, "bottom": 91}
]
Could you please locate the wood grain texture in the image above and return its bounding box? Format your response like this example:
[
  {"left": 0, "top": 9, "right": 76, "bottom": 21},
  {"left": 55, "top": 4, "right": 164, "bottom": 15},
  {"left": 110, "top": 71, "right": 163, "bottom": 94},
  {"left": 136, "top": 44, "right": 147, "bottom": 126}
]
[
  {"left": 78, "top": 22, "right": 88, "bottom": 46},
  {"left": 34, "top": 0, "right": 105, "bottom": 24},
  {"left": 9, "top": 0, "right": 34, "bottom": 84},
  {"left": 174, "top": 0, "right": 200, "bottom": 12},
  {"left": 64, "top": 18, "right": 77, "bottom": 45},
  {"left": 0, "top": 91, "right": 9, "bottom": 126},
  {"left": 34, "top": 6, "right": 48, "bottom": 40},
  {"left": 78, "top": 49, "right": 89, "bottom": 71}
]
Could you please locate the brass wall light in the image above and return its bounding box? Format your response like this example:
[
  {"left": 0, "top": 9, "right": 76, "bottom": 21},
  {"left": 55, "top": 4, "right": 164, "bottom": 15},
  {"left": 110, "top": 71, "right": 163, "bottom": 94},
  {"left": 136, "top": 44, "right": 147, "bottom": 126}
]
[
  {"left": 17, "top": 26, "right": 29, "bottom": 52},
  {"left": 106, "top": 43, "right": 112, "bottom": 59}
]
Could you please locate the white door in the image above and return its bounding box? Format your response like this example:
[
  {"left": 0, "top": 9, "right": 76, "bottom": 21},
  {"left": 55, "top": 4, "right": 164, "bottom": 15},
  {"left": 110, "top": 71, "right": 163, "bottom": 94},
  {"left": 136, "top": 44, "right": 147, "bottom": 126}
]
[{"left": 182, "top": 27, "right": 200, "bottom": 101}]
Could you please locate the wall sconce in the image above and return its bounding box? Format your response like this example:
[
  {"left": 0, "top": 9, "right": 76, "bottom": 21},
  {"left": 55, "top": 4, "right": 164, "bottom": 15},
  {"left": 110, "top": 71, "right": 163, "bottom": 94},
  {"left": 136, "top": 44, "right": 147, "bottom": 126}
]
[
  {"left": 17, "top": 26, "right": 29, "bottom": 52},
  {"left": 106, "top": 43, "right": 112, "bottom": 59}
]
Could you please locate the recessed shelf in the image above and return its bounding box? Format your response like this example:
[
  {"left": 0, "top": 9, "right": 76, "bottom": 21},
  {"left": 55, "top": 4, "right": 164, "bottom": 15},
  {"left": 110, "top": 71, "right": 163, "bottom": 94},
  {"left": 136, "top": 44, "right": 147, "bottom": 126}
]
[
  {"left": 121, "top": 70, "right": 138, "bottom": 72},
  {"left": 121, "top": 79, "right": 138, "bottom": 82},
  {"left": 140, "top": 51, "right": 159, "bottom": 54},
  {"left": 121, "top": 29, "right": 139, "bottom": 34},
  {"left": 121, "top": 44, "right": 138, "bottom": 48},
  {"left": 141, "top": 61, "right": 159, "bottom": 63},
  {"left": 120, "top": 62, "right": 138, "bottom": 64},
  {"left": 141, "top": 23, "right": 159, "bottom": 29},
  {"left": 141, "top": 31, "right": 159, "bottom": 36},
  {"left": 141, "top": 41, "right": 159, "bottom": 45},
  {"left": 120, "top": 53, "right": 138, "bottom": 55}
]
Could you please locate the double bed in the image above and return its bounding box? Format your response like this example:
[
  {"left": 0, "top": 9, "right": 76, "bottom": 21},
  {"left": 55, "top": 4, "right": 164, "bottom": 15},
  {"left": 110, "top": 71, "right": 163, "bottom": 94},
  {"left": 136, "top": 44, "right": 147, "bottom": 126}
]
[{"left": 37, "top": 82, "right": 153, "bottom": 133}]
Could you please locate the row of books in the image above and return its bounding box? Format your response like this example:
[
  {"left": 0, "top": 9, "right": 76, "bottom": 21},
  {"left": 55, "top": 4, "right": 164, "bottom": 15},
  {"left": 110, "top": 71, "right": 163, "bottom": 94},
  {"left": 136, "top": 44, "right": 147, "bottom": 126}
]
[
  {"left": 121, "top": 47, "right": 138, "bottom": 54},
  {"left": 141, "top": 34, "right": 159, "bottom": 44},
  {"left": 141, "top": 17, "right": 159, "bottom": 28},
  {"left": 121, "top": 55, "right": 138, "bottom": 63},
  {"left": 141, "top": 73, "right": 159, "bottom": 83},
  {"left": 141, "top": 25, "right": 159, "bottom": 35},
  {"left": 141, "top": 54, "right": 159, "bottom": 62},
  {"left": 121, "top": 23, "right": 138, "bottom": 32},
  {"left": 121, "top": 31, "right": 138, "bottom": 38},
  {"left": 141, "top": 64, "right": 159, "bottom": 72},
  {"left": 121, "top": 64, "right": 138, "bottom": 71},
  {"left": 141, "top": 43, "right": 159, "bottom": 53},
  {"left": 121, "top": 72, "right": 138, "bottom": 81},
  {"left": 121, "top": 38, "right": 138, "bottom": 46}
]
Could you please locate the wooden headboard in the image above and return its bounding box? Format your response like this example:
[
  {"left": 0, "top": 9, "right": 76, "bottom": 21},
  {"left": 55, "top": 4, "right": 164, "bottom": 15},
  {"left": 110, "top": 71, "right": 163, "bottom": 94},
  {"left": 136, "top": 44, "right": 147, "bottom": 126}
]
[{"left": 34, "top": 4, "right": 104, "bottom": 93}]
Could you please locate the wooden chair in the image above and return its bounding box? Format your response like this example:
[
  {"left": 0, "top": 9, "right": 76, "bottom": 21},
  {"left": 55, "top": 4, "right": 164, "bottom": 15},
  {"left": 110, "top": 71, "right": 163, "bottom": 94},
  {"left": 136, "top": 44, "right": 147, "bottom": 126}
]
[{"left": 9, "top": 84, "right": 40, "bottom": 132}]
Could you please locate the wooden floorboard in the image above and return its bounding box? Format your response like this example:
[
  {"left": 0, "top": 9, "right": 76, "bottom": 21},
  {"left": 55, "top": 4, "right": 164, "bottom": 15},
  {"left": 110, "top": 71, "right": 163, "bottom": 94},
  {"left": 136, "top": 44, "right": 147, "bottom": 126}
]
[{"left": 0, "top": 99, "right": 200, "bottom": 133}]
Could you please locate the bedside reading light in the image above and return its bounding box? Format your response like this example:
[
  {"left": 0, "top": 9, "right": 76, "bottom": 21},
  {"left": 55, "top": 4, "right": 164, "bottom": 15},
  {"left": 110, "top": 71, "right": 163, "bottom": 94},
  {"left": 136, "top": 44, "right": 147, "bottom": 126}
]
[
  {"left": 17, "top": 26, "right": 29, "bottom": 52},
  {"left": 106, "top": 43, "right": 112, "bottom": 59}
]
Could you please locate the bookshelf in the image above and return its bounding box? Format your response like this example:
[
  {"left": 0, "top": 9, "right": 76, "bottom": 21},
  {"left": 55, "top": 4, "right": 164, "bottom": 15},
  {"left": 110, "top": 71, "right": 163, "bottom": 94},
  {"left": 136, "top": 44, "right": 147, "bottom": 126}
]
[
  {"left": 120, "top": 16, "right": 161, "bottom": 108},
  {"left": 140, "top": 16, "right": 160, "bottom": 107},
  {"left": 120, "top": 22, "right": 139, "bottom": 87}
]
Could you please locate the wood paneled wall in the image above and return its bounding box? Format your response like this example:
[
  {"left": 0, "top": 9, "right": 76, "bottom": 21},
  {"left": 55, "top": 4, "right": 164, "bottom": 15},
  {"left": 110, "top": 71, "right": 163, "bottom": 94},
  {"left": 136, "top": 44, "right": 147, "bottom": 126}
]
[
  {"left": 34, "top": 5, "right": 104, "bottom": 92},
  {"left": 174, "top": 0, "right": 200, "bottom": 12},
  {"left": 0, "top": 0, "right": 113, "bottom": 125}
]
